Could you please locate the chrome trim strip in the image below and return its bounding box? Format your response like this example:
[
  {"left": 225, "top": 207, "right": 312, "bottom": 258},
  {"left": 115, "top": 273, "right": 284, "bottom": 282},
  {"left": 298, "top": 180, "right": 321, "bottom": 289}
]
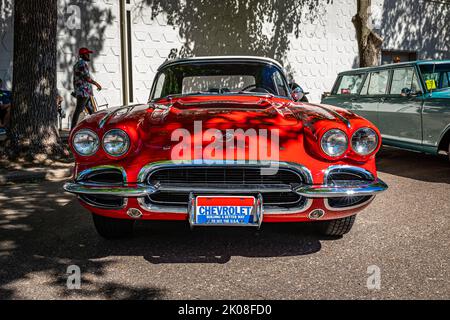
[
  {"left": 324, "top": 196, "right": 375, "bottom": 212},
  {"left": 63, "top": 182, "right": 156, "bottom": 197},
  {"left": 295, "top": 178, "right": 388, "bottom": 198}
]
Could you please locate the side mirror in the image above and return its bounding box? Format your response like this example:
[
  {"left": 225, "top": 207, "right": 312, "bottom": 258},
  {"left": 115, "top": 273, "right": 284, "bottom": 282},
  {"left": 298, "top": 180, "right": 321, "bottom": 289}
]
[
  {"left": 289, "top": 82, "right": 305, "bottom": 102},
  {"left": 400, "top": 87, "right": 411, "bottom": 97}
]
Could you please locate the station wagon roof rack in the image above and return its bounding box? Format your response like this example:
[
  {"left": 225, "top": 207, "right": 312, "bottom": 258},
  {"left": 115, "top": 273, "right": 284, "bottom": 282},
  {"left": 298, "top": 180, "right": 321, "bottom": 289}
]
[
  {"left": 339, "top": 59, "right": 450, "bottom": 75},
  {"left": 158, "top": 56, "right": 284, "bottom": 71}
]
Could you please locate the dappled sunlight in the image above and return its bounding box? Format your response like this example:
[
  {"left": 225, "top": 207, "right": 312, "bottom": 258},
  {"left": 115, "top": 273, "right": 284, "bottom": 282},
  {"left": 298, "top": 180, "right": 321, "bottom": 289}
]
[{"left": 138, "top": 0, "right": 332, "bottom": 78}]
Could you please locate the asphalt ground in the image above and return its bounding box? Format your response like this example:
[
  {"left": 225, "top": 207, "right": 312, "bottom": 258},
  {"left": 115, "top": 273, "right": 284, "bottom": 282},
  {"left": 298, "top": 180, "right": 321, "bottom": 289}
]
[{"left": 0, "top": 147, "right": 449, "bottom": 299}]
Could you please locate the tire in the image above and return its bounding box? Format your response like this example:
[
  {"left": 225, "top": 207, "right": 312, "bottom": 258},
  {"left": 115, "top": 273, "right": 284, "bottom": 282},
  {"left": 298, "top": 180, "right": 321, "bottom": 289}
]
[
  {"left": 317, "top": 215, "right": 356, "bottom": 236},
  {"left": 448, "top": 143, "right": 450, "bottom": 162},
  {"left": 92, "top": 214, "right": 135, "bottom": 239}
]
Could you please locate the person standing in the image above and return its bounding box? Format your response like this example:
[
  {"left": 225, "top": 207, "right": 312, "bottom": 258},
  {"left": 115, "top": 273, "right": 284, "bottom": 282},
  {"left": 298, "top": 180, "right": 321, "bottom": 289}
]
[{"left": 71, "top": 47, "right": 102, "bottom": 130}]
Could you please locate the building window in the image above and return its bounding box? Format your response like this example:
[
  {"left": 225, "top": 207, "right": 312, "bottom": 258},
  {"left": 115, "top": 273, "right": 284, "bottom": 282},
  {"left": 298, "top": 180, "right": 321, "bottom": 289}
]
[{"left": 381, "top": 50, "right": 417, "bottom": 65}]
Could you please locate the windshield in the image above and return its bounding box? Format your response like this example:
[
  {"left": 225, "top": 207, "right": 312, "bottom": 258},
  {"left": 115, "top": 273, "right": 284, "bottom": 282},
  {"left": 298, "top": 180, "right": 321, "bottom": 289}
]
[
  {"left": 150, "top": 62, "right": 290, "bottom": 100},
  {"left": 419, "top": 63, "right": 450, "bottom": 90}
]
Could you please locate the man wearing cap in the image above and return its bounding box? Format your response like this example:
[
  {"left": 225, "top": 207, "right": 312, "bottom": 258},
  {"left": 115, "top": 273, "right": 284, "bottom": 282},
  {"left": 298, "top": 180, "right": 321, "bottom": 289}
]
[{"left": 71, "top": 47, "right": 102, "bottom": 130}]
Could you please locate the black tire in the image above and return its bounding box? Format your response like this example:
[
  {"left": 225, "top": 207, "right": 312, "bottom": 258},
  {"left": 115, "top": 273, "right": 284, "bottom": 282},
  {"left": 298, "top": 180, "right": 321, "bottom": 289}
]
[
  {"left": 448, "top": 143, "right": 450, "bottom": 162},
  {"left": 317, "top": 215, "right": 356, "bottom": 236},
  {"left": 92, "top": 214, "right": 135, "bottom": 239}
]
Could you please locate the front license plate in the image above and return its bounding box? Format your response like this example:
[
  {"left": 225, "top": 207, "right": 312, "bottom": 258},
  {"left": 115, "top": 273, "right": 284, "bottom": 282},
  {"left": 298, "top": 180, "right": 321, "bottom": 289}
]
[{"left": 190, "top": 195, "right": 263, "bottom": 228}]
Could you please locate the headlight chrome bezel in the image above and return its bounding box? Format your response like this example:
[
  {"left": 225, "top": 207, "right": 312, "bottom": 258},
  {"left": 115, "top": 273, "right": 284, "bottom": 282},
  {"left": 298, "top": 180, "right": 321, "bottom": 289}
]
[
  {"left": 72, "top": 129, "right": 100, "bottom": 156},
  {"left": 102, "top": 129, "right": 130, "bottom": 157},
  {"left": 351, "top": 127, "right": 379, "bottom": 156},
  {"left": 320, "top": 129, "right": 349, "bottom": 158}
]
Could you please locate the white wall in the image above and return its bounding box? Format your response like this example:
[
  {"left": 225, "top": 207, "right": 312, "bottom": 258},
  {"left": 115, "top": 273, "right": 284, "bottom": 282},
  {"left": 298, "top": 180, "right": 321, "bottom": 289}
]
[{"left": 57, "top": 0, "right": 124, "bottom": 129}]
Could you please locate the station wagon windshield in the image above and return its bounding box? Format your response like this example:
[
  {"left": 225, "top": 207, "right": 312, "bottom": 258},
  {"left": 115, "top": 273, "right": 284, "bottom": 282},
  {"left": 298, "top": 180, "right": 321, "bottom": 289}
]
[
  {"left": 151, "top": 62, "right": 290, "bottom": 100},
  {"left": 419, "top": 63, "right": 450, "bottom": 90}
]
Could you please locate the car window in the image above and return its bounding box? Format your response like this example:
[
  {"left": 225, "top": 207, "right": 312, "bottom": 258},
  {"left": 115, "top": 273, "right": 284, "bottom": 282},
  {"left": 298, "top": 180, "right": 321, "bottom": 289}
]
[
  {"left": 335, "top": 74, "right": 364, "bottom": 95},
  {"left": 390, "top": 67, "right": 421, "bottom": 95},
  {"left": 367, "top": 70, "right": 389, "bottom": 95},
  {"left": 419, "top": 63, "right": 450, "bottom": 90}
]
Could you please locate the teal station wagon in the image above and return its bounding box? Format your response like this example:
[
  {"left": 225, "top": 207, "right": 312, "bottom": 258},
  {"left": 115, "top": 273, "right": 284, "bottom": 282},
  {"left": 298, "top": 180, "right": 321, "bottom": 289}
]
[{"left": 322, "top": 60, "right": 450, "bottom": 158}]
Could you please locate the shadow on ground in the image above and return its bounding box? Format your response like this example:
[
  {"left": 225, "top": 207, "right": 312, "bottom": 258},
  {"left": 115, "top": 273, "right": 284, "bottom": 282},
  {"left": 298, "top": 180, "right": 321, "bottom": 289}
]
[
  {"left": 0, "top": 181, "right": 325, "bottom": 299},
  {"left": 376, "top": 146, "right": 450, "bottom": 184},
  {"left": 1, "top": 147, "right": 448, "bottom": 299}
]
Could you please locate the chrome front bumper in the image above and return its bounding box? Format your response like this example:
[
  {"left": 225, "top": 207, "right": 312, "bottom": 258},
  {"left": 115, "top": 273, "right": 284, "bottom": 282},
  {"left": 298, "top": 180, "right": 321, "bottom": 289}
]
[{"left": 63, "top": 178, "right": 388, "bottom": 198}]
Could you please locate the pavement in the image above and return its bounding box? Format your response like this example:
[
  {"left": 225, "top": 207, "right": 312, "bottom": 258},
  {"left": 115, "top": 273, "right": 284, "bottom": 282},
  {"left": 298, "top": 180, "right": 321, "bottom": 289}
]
[{"left": 0, "top": 147, "right": 449, "bottom": 300}]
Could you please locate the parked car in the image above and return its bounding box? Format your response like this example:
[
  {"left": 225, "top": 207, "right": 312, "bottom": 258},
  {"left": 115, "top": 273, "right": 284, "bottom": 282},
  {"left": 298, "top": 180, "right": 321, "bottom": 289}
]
[
  {"left": 322, "top": 60, "right": 450, "bottom": 158},
  {"left": 64, "top": 56, "right": 387, "bottom": 239}
]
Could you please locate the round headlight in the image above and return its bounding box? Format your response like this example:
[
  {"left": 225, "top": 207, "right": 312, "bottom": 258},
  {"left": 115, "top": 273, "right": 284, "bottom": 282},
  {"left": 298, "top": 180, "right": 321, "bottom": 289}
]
[
  {"left": 73, "top": 129, "right": 99, "bottom": 156},
  {"left": 351, "top": 127, "right": 379, "bottom": 156},
  {"left": 321, "top": 129, "right": 348, "bottom": 157},
  {"left": 102, "top": 129, "right": 130, "bottom": 157}
]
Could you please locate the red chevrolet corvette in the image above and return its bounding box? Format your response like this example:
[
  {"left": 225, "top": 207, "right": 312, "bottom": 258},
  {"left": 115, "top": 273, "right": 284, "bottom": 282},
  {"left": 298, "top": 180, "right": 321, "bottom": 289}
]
[{"left": 64, "top": 56, "right": 387, "bottom": 238}]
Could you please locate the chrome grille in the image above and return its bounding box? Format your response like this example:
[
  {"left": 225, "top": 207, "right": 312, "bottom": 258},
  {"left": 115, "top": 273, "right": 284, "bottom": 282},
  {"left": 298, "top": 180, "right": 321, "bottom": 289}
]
[{"left": 148, "top": 167, "right": 303, "bottom": 186}]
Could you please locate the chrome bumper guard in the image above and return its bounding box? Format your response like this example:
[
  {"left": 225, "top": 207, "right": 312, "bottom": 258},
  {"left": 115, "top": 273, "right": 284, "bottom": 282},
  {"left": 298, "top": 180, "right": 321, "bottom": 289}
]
[
  {"left": 63, "top": 178, "right": 388, "bottom": 198},
  {"left": 63, "top": 182, "right": 156, "bottom": 197},
  {"left": 295, "top": 178, "right": 388, "bottom": 198}
]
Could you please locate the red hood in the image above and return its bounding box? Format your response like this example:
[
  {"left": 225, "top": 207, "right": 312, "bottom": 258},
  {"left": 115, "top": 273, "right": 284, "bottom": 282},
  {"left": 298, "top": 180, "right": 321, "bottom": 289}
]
[{"left": 144, "top": 95, "right": 300, "bottom": 129}]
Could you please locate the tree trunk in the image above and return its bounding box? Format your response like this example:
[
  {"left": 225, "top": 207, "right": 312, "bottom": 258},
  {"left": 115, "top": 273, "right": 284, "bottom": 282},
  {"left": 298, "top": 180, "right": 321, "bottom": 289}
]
[
  {"left": 9, "top": 0, "right": 62, "bottom": 160},
  {"left": 353, "top": 0, "right": 383, "bottom": 67}
]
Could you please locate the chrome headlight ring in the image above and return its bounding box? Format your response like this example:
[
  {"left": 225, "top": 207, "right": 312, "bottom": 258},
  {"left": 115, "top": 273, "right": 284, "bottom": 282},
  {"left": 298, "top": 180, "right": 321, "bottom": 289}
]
[
  {"left": 72, "top": 129, "right": 99, "bottom": 156},
  {"left": 351, "top": 127, "right": 379, "bottom": 156},
  {"left": 320, "top": 129, "right": 348, "bottom": 157},
  {"left": 102, "top": 129, "right": 130, "bottom": 157}
]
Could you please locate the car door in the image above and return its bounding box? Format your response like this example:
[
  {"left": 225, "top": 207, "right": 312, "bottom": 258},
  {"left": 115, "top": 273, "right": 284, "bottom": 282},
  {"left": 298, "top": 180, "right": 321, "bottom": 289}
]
[
  {"left": 353, "top": 70, "right": 391, "bottom": 126},
  {"left": 378, "top": 66, "right": 424, "bottom": 147}
]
